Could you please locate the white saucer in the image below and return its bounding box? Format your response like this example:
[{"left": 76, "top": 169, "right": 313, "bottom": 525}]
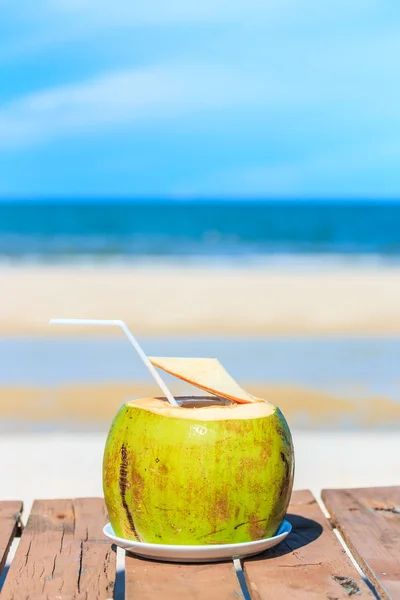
[{"left": 103, "top": 519, "right": 292, "bottom": 563}]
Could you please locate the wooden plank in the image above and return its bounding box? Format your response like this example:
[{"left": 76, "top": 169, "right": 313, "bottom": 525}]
[
  {"left": 243, "top": 490, "right": 375, "bottom": 599},
  {"left": 1, "top": 497, "right": 116, "bottom": 600},
  {"left": 125, "top": 554, "right": 243, "bottom": 599},
  {"left": 0, "top": 501, "right": 23, "bottom": 575},
  {"left": 322, "top": 486, "right": 400, "bottom": 600}
]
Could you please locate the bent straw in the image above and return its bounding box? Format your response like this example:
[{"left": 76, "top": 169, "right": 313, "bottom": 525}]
[{"left": 49, "top": 318, "right": 179, "bottom": 407}]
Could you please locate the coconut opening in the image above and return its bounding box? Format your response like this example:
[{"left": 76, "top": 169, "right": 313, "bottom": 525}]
[
  {"left": 177, "top": 397, "right": 233, "bottom": 409},
  {"left": 126, "top": 396, "right": 276, "bottom": 420}
]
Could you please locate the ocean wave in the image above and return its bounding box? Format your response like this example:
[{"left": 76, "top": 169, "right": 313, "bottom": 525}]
[{"left": 1, "top": 200, "right": 400, "bottom": 258}]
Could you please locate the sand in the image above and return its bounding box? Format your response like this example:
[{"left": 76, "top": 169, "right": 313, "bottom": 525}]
[
  {"left": 2, "top": 262, "right": 400, "bottom": 335},
  {"left": 1, "top": 383, "right": 400, "bottom": 428}
]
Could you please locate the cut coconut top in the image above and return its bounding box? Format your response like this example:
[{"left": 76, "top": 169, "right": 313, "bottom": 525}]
[
  {"left": 149, "top": 357, "right": 257, "bottom": 404},
  {"left": 126, "top": 397, "right": 275, "bottom": 420}
]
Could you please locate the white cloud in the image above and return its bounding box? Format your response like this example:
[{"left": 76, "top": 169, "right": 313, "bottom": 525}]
[{"left": 0, "top": 63, "right": 275, "bottom": 147}]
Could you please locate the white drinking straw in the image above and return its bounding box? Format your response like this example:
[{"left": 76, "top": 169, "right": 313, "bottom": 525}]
[{"left": 49, "top": 318, "right": 179, "bottom": 407}]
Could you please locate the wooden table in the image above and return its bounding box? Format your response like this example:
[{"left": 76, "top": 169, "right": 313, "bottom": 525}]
[{"left": 1, "top": 487, "right": 399, "bottom": 599}]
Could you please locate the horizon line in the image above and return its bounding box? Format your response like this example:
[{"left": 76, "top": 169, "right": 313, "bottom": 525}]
[{"left": 1, "top": 197, "right": 400, "bottom": 205}]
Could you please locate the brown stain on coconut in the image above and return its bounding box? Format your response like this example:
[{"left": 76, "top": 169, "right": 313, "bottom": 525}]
[
  {"left": 118, "top": 444, "right": 140, "bottom": 539},
  {"left": 249, "top": 516, "right": 269, "bottom": 540}
]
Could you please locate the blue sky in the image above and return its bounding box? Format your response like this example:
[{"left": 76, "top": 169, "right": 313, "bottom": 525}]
[{"left": 1, "top": 1, "right": 400, "bottom": 198}]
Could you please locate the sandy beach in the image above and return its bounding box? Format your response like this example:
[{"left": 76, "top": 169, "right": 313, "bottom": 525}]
[{"left": 1, "top": 262, "right": 400, "bottom": 335}]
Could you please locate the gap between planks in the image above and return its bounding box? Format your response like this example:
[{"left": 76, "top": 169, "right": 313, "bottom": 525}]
[{"left": 0, "top": 501, "right": 23, "bottom": 576}]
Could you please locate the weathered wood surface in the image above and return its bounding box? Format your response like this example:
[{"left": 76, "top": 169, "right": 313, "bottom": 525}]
[
  {"left": 322, "top": 486, "right": 400, "bottom": 600},
  {"left": 0, "top": 501, "right": 22, "bottom": 575},
  {"left": 4, "top": 489, "right": 400, "bottom": 599},
  {"left": 1, "top": 498, "right": 116, "bottom": 600},
  {"left": 125, "top": 554, "right": 243, "bottom": 599},
  {"left": 243, "top": 490, "right": 375, "bottom": 599}
]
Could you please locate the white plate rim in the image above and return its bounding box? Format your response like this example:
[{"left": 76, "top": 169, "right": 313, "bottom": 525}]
[{"left": 103, "top": 518, "right": 292, "bottom": 551}]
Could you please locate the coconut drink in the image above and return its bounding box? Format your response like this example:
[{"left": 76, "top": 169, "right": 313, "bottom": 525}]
[{"left": 103, "top": 357, "right": 294, "bottom": 546}]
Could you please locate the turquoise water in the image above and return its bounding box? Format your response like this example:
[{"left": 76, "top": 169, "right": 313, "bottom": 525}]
[
  {"left": 1, "top": 336, "right": 399, "bottom": 402},
  {"left": 1, "top": 200, "right": 400, "bottom": 258}
]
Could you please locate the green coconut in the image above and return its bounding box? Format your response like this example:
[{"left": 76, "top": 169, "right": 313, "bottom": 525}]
[{"left": 103, "top": 390, "right": 294, "bottom": 545}]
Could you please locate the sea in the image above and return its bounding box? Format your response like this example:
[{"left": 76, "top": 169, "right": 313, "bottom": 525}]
[{"left": 0, "top": 199, "right": 400, "bottom": 260}]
